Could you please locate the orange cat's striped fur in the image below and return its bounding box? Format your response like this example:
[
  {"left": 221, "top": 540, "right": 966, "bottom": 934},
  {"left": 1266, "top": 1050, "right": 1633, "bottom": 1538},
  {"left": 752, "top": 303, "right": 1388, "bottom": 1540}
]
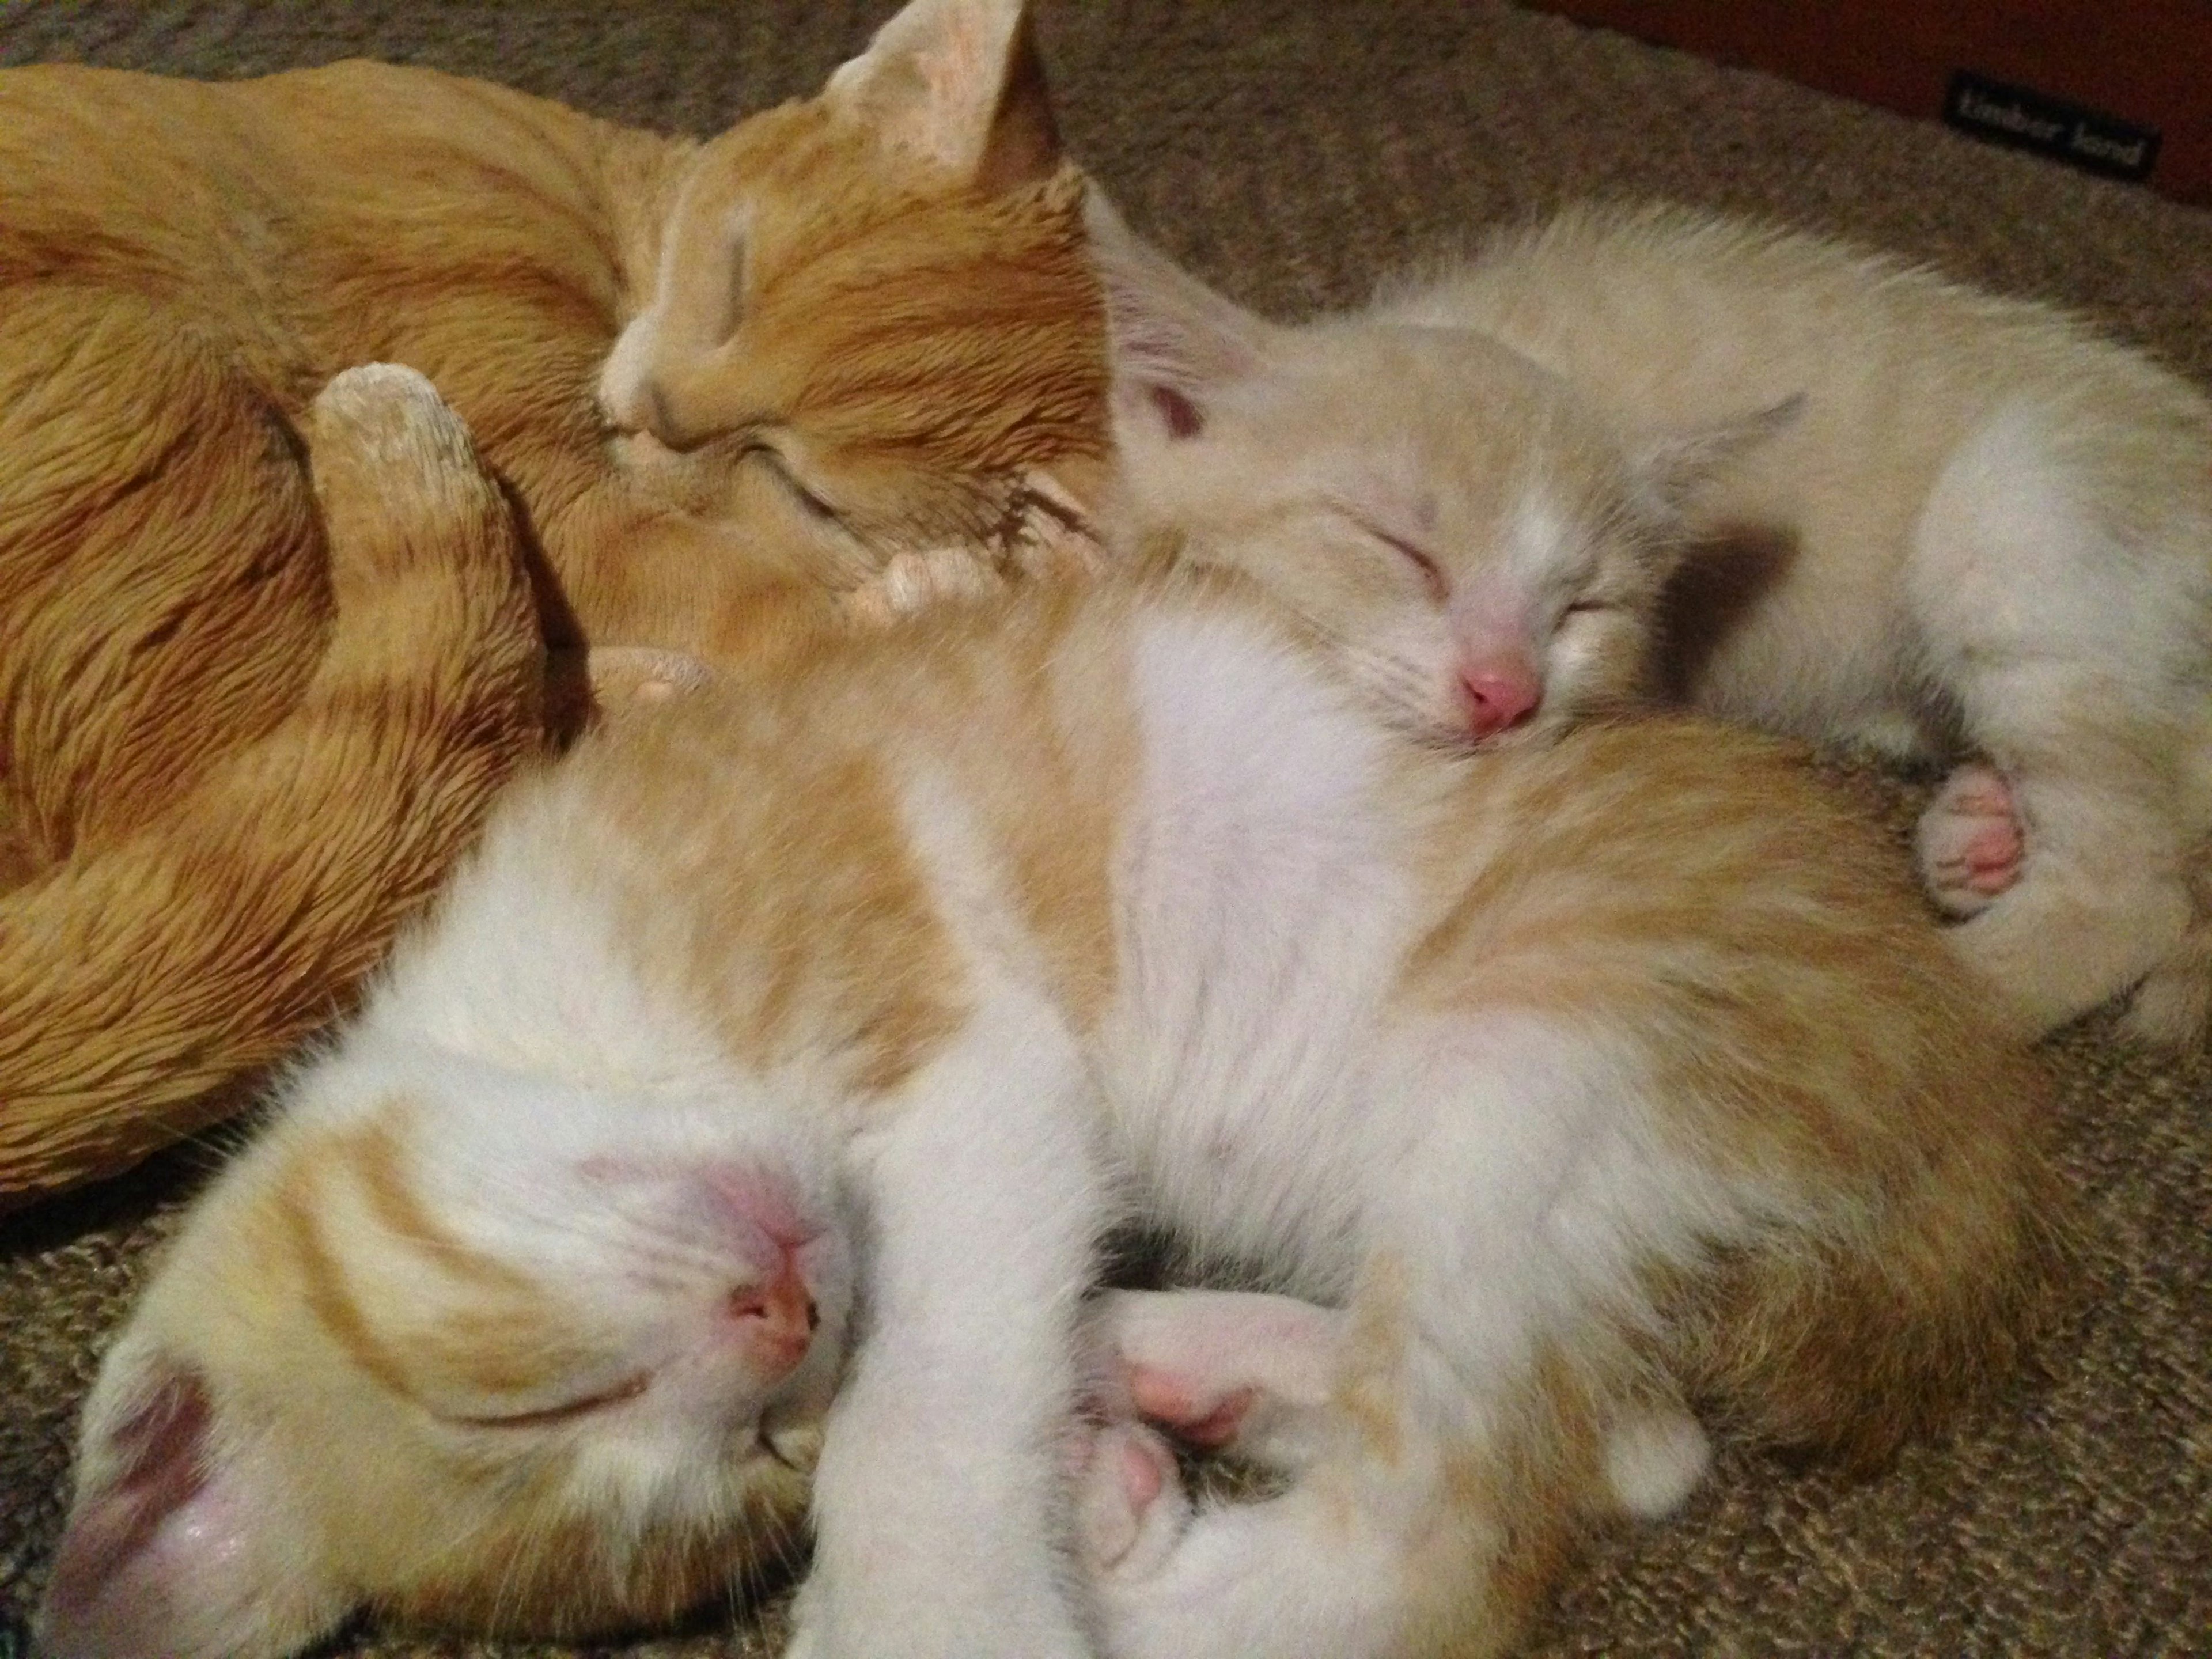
[{"left": 0, "top": 0, "right": 1103, "bottom": 1202}]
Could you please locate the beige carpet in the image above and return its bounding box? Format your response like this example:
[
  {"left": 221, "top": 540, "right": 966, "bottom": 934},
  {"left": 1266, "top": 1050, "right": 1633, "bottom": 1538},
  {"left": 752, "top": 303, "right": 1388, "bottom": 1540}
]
[{"left": 3, "top": 3, "right": 2209, "bottom": 1655}]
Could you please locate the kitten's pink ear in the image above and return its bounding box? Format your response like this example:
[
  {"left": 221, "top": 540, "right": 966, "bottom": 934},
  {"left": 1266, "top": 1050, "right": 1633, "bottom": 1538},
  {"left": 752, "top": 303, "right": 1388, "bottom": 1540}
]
[
  {"left": 1084, "top": 189, "right": 1274, "bottom": 445},
  {"left": 1634, "top": 392, "right": 1805, "bottom": 516},
  {"left": 824, "top": 0, "right": 1062, "bottom": 194},
  {"left": 39, "top": 1355, "right": 348, "bottom": 1659}
]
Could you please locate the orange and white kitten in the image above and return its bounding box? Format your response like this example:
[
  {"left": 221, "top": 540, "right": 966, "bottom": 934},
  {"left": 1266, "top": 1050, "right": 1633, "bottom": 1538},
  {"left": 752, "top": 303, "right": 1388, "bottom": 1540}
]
[
  {"left": 47, "top": 469, "right": 2062, "bottom": 1654},
  {"left": 1093, "top": 196, "right": 2212, "bottom": 1045}
]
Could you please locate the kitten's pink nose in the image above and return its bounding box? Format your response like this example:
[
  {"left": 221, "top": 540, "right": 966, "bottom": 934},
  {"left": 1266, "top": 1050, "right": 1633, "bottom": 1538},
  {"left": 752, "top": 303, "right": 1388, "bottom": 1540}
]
[
  {"left": 728, "top": 1252, "right": 819, "bottom": 1380},
  {"left": 1461, "top": 656, "right": 1543, "bottom": 740}
]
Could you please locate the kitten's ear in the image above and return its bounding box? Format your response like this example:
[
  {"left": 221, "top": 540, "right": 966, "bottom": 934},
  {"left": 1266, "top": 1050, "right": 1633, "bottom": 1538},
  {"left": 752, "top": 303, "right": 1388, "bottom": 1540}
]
[
  {"left": 38, "top": 1355, "right": 347, "bottom": 1659},
  {"left": 1634, "top": 392, "right": 1804, "bottom": 514},
  {"left": 1085, "top": 188, "right": 1274, "bottom": 445},
  {"left": 824, "top": 0, "right": 1062, "bottom": 194}
]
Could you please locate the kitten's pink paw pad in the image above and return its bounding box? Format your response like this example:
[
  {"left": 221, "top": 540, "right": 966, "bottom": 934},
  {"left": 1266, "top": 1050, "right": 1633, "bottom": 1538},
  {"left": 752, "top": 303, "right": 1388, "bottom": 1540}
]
[
  {"left": 1075, "top": 1423, "right": 1191, "bottom": 1579},
  {"left": 1918, "top": 765, "right": 2025, "bottom": 914},
  {"left": 1127, "top": 1365, "right": 1255, "bottom": 1450},
  {"left": 1117, "top": 1430, "right": 1168, "bottom": 1511}
]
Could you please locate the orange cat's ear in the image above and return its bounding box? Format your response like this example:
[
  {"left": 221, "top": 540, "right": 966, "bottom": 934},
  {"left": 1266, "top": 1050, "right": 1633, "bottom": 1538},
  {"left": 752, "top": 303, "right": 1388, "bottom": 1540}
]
[
  {"left": 1085, "top": 188, "right": 1273, "bottom": 446},
  {"left": 39, "top": 1356, "right": 348, "bottom": 1659},
  {"left": 1633, "top": 392, "right": 1805, "bottom": 517},
  {"left": 824, "top": 0, "right": 1062, "bottom": 195}
]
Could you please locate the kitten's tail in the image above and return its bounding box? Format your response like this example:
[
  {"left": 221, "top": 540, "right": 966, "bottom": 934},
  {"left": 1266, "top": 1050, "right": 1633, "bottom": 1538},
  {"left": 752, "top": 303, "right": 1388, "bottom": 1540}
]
[
  {"left": 0, "top": 365, "right": 543, "bottom": 1206},
  {"left": 1672, "top": 1032, "right": 2075, "bottom": 1474}
]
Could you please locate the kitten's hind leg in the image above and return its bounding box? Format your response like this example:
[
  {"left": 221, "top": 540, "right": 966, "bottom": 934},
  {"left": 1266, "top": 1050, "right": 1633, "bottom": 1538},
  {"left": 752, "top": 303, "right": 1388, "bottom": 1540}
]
[
  {"left": 1073, "top": 1289, "right": 1343, "bottom": 1582},
  {"left": 1910, "top": 407, "right": 2207, "bottom": 1040},
  {"left": 1088, "top": 1287, "right": 1345, "bottom": 1465},
  {"left": 1916, "top": 763, "right": 2024, "bottom": 915},
  {"left": 1088, "top": 1292, "right": 1573, "bottom": 1659},
  {"left": 1940, "top": 725, "right": 2198, "bottom": 1040}
]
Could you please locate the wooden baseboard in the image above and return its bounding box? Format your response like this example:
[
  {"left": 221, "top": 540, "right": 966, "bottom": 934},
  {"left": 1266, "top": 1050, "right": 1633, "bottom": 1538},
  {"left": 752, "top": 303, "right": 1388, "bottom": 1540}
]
[{"left": 1521, "top": 1, "right": 2210, "bottom": 207}]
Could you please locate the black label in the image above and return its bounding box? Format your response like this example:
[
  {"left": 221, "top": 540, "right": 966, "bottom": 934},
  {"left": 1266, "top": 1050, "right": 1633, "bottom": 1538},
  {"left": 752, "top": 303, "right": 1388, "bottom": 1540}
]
[{"left": 1944, "top": 70, "right": 2160, "bottom": 184}]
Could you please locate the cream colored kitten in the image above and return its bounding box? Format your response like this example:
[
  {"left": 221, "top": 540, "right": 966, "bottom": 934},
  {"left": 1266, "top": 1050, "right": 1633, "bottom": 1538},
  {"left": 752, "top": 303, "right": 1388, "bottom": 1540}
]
[
  {"left": 1086, "top": 194, "right": 1794, "bottom": 751},
  {"left": 47, "top": 545, "right": 2063, "bottom": 1654},
  {"left": 1093, "top": 195, "right": 2212, "bottom": 1046}
]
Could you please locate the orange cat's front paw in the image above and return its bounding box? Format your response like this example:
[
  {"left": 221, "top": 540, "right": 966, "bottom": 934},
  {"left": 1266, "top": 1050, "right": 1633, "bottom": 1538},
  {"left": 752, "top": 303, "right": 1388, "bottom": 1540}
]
[
  {"left": 299, "top": 363, "right": 537, "bottom": 705},
  {"left": 1916, "top": 763, "right": 2024, "bottom": 915},
  {"left": 585, "top": 645, "right": 717, "bottom": 709}
]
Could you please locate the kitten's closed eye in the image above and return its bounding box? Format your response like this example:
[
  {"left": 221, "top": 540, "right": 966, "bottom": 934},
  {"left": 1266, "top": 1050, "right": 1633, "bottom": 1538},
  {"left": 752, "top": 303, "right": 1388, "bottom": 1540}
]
[
  {"left": 1328, "top": 505, "right": 1449, "bottom": 603},
  {"left": 1373, "top": 529, "right": 1448, "bottom": 603},
  {"left": 448, "top": 1370, "right": 654, "bottom": 1430}
]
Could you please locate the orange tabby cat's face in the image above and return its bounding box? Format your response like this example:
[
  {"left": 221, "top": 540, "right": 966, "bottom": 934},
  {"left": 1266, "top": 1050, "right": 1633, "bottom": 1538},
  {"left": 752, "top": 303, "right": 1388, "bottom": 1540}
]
[
  {"left": 45, "top": 1056, "right": 853, "bottom": 1658},
  {"left": 595, "top": 0, "right": 1108, "bottom": 623}
]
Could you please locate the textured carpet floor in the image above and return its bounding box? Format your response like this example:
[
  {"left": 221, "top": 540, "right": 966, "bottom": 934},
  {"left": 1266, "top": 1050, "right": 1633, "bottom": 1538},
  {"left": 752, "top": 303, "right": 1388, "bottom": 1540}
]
[{"left": 3, "top": 3, "right": 2210, "bottom": 1656}]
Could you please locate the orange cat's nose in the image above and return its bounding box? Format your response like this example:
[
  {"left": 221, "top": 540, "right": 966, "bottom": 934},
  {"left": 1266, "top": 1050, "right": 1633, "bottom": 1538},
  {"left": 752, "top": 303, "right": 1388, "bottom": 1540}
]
[
  {"left": 1462, "top": 658, "right": 1543, "bottom": 740},
  {"left": 728, "top": 1256, "right": 818, "bottom": 1378}
]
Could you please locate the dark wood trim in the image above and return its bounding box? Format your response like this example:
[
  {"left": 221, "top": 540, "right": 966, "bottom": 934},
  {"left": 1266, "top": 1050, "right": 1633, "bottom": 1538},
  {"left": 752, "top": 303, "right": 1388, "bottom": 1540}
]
[{"left": 1523, "top": 1, "right": 2211, "bottom": 206}]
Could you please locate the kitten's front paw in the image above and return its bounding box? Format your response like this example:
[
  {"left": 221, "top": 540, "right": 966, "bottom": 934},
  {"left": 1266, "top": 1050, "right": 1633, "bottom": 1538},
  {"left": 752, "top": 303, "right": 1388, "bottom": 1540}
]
[
  {"left": 543, "top": 645, "right": 718, "bottom": 744},
  {"left": 1075, "top": 1421, "right": 1192, "bottom": 1581},
  {"left": 1917, "top": 763, "right": 2025, "bottom": 915},
  {"left": 843, "top": 545, "right": 1005, "bottom": 628}
]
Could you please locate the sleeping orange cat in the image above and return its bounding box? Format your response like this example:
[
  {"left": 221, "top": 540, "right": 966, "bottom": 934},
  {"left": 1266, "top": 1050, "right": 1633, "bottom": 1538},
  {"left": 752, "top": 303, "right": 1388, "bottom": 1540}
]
[{"left": 0, "top": 0, "right": 1107, "bottom": 1203}]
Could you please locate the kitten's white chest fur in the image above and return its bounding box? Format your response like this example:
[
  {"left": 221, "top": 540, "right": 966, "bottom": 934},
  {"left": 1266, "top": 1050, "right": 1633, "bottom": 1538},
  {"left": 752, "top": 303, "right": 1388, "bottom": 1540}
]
[{"left": 1100, "top": 610, "right": 1417, "bottom": 1281}]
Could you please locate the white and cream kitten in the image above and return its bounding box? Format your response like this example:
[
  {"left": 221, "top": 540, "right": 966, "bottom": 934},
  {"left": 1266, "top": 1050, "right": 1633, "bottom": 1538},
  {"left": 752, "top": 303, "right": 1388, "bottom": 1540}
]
[
  {"left": 47, "top": 416, "right": 2063, "bottom": 1658},
  {"left": 1085, "top": 193, "right": 1796, "bottom": 750},
  {"left": 1093, "top": 195, "right": 2212, "bottom": 1045}
]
